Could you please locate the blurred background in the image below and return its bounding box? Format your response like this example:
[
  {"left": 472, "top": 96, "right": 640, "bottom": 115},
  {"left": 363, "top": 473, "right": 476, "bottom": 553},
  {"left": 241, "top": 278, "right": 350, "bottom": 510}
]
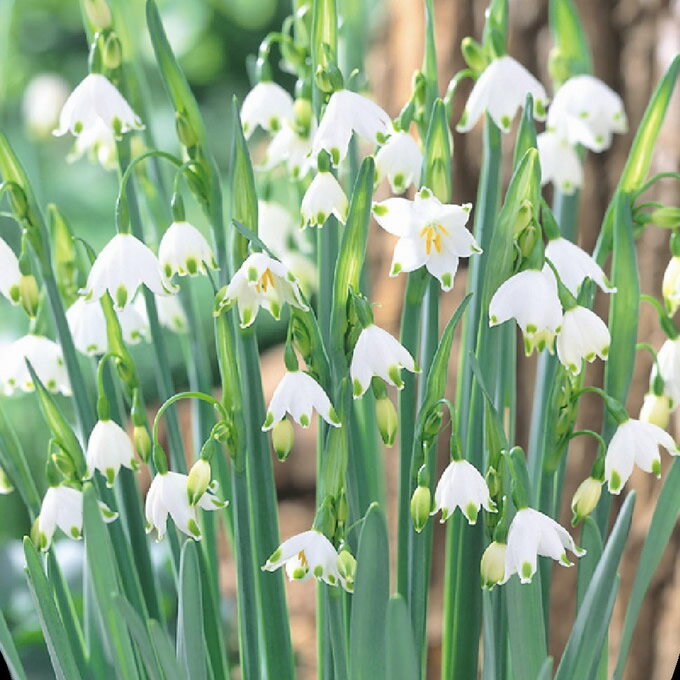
[{"left": 0, "top": 0, "right": 679, "bottom": 678}]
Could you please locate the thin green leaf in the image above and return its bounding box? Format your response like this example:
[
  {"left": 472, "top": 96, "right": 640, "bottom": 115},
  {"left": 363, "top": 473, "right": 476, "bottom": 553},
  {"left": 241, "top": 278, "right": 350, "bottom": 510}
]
[
  {"left": 576, "top": 518, "right": 603, "bottom": 608},
  {"left": 469, "top": 352, "right": 509, "bottom": 450},
  {"left": 548, "top": 0, "right": 592, "bottom": 80},
  {"left": 23, "top": 538, "right": 82, "bottom": 680},
  {"left": 613, "top": 458, "right": 680, "bottom": 679},
  {"left": 512, "top": 96, "right": 537, "bottom": 168},
  {"left": 115, "top": 596, "right": 164, "bottom": 680},
  {"left": 0, "top": 609, "right": 28, "bottom": 680},
  {"left": 177, "top": 541, "right": 208, "bottom": 680},
  {"left": 385, "top": 595, "right": 419, "bottom": 680},
  {"left": 555, "top": 492, "right": 636, "bottom": 680},
  {"left": 149, "top": 620, "right": 185, "bottom": 680},
  {"left": 538, "top": 657, "right": 555, "bottom": 680},
  {"left": 350, "top": 504, "right": 390, "bottom": 680}
]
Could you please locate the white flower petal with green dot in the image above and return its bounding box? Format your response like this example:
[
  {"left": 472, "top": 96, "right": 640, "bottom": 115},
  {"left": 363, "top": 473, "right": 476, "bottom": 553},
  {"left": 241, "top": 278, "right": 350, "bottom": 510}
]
[
  {"left": 301, "top": 171, "right": 348, "bottom": 228},
  {"left": 432, "top": 459, "right": 496, "bottom": 525},
  {"left": 536, "top": 131, "right": 583, "bottom": 195},
  {"left": 85, "top": 420, "right": 138, "bottom": 487},
  {"left": 556, "top": 306, "right": 610, "bottom": 375},
  {"left": 241, "top": 81, "right": 295, "bottom": 139},
  {"left": 158, "top": 221, "right": 217, "bottom": 278}
]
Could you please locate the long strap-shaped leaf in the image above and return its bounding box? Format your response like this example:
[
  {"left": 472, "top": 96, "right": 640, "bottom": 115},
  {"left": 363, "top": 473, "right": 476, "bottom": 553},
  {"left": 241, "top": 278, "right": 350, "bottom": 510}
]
[
  {"left": 0, "top": 609, "right": 28, "bottom": 680},
  {"left": 385, "top": 595, "right": 419, "bottom": 680}
]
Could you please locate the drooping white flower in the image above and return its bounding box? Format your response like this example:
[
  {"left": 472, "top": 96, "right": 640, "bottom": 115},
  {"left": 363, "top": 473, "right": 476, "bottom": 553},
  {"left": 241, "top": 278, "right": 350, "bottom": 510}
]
[
  {"left": 0, "top": 335, "right": 71, "bottom": 396},
  {"left": 82, "top": 233, "right": 175, "bottom": 310},
  {"left": 85, "top": 420, "right": 138, "bottom": 487},
  {"left": 158, "top": 221, "right": 217, "bottom": 278},
  {"left": 264, "top": 119, "right": 315, "bottom": 178},
  {"left": 241, "top": 81, "right": 294, "bottom": 138},
  {"left": 67, "top": 118, "right": 118, "bottom": 170},
  {"left": 556, "top": 305, "right": 610, "bottom": 375},
  {"left": 489, "top": 267, "right": 563, "bottom": 354},
  {"left": 37, "top": 485, "right": 117, "bottom": 551},
  {"left": 372, "top": 187, "right": 479, "bottom": 291},
  {"left": 432, "top": 459, "right": 496, "bottom": 525},
  {"left": 218, "top": 252, "right": 308, "bottom": 328},
  {"left": 301, "top": 171, "right": 348, "bottom": 227},
  {"left": 536, "top": 131, "right": 583, "bottom": 195},
  {"left": 152, "top": 294, "right": 188, "bottom": 333},
  {"left": 502, "top": 507, "right": 585, "bottom": 585},
  {"left": 263, "top": 529, "right": 350, "bottom": 590},
  {"left": 481, "top": 541, "right": 507, "bottom": 590},
  {"left": 53, "top": 73, "right": 143, "bottom": 139},
  {"left": 22, "top": 73, "right": 69, "bottom": 138},
  {"left": 457, "top": 56, "right": 548, "bottom": 134},
  {"left": 639, "top": 392, "right": 672, "bottom": 430},
  {"left": 145, "top": 471, "right": 225, "bottom": 541},
  {"left": 0, "top": 237, "right": 21, "bottom": 305},
  {"left": 66, "top": 297, "right": 148, "bottom": 356},
  {"left": 350, "top": 324, "right": 417, "bottom": 398},
  {"left": 662, "top": 256, "right": 680, "bottom": 314},
  {"left": 311, "top": 89, "right": 391, "bottom": 165},
  {"left": 605, "top": 418, "right": 679, "bottom": 494},
  {"left": 547, "top": 75, "right": 627, "bottom": 152},
  {"left": 545, "top": 237, "right": 615, "bottom": 296},
  {"left": 262, "top": 371, "right": 340, "bottom": 430},
  {"left": 653, "top": 337, "right": 680, "bottom": 405},
  {"left": 375, "top": 129, "right": 423, "bottom": 194}
]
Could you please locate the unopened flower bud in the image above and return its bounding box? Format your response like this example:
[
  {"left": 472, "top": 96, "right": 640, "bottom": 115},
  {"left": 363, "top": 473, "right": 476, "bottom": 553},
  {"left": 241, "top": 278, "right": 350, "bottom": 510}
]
[
  {"left": 547, "top": 48, "right": 571, "bottom": 88},
  {"left": 337, "top": 549, "right": 356, "bottom": 592},
  {"left": 293, "top": 98, "right": 313, "bottom": 136},
  {"left": 102, "top": 34, "right": 122, "bottom": 71},
  {"left": 133, "top": 425, "right": 152, "bottom": 462},
  {"left": 639, "top": 392, "right": 671, "bottom": 430},
  {"left": 480, "top": 541, "right": 506, "bottom": 590},
  {"left": 52, "top": 449, "right": 76, "bottom": 479},
  {"left": 84, "top": 0, "right": 113, "bottom": 31},
  {"left": 375, "top": 396, "right": 398, "bottom": 447},
  {"left": 187, "top": 459, "right": 211, "bottom": 506},
  {"left": 571, "top": 477, "right": 602, "bottom": 525},
  {"left": 410, "top": 485, "right": 432, "bottom": 533},
  {"left": 19, "top": 275, "right": 40, "bottom": 318},
  {"left": 175, "top": 112, "right": 199, "bottom": 149},
  {"left": 461, "top": 37, "right": 489, "bottom": 74},
  {"left": 0, "top": 466, "right": 13, "bottom": 494},
  {"left": 517, "top": 223, "right": 538, "bottom": 259},
  {"left": 650, "top": 207, "right": 680, "bottom": 230},
  {"left": 272, "top": 418, "right": 295, "bottom": 461},
  {"left": 513, "top": 199, "right": 534, "bottom": 236}
]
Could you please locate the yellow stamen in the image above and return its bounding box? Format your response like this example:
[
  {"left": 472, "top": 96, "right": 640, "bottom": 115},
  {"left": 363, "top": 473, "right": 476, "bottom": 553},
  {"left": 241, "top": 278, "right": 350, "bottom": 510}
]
[
  {"left": 419, "top": 223, "right": 449, "bottom": 255},
  {"left": 255, "top": 268, "right": 276, "bottom": 293}
]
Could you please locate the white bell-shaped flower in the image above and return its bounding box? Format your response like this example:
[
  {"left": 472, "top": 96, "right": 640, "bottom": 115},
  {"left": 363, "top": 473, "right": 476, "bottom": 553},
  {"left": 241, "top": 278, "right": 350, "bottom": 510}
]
[
  {"left": 301, "top": 171, "right": 348, "bottom": 227},
  {"left": 0, "top": 335, "right": 71, "bottom": 396},
  {"left": 375, "top": 130, "right": 423, "bottom": 194},
  {"left": 264, "top": 119, "right": 315, "bottom": 179},
  {"left": 263, "top": 529, "right": 349, "bottom": 590},
  {"left": 536, "top": 131, "right": 583, "bottom": 195},
  {"left": 85, "top": 420, "right": 138, "bottom": 487},
  {"left": 547, "top": 75, "right": 627, "bottom": 152},
  {"left": 639, "top": 392, "right": 671, "bottom": 430},
  {"left": 311, "top": 89, "right": 391, "bottom": 165},
  {"left": 502, "top": 507, "right": 585, "bottom": 585},
  {"left": 489, "top": 267, "right": 563, "bottom": 354},
  {"left": 0, "top": 237, "right": 21, "bottom": 304},
  {"left": 66, "top": 297, "right": 148, "bottom": 356},
  {"left": 241, "top": 81, "right": 294, "bottom": 138},
  {"left": 605, "top": 418, "right": 679, "bottom": 494},
  {"left": 37, "top": 485, "right": 117, "bottom": 550},
  {"left": 158, "top": 221, "right": 217, "bottom": 278},
  {"left": 218, "top": 252, "right": 308, "bottom": 328},
  {"left": 54, "top": 73, "right": 143, "bottom": 139},
  {"left": 23, "top": 73, "right": 69, "bottom": 139},
  {"left": 145, "top": 471, "right": 225, "bottom": 541},
  {"left": 655, "top": 337, "right": 680, "bottom": 405},
  {"left": 68, "top": 118, "right": 118, "bottom": 170},
  {"left": 373, "top": 187, "right": 479, "bottom": 291},
  {"left": 457, "top": 56, "right": 548, "bottom": 134},
  {"left": 153, "top": 294, "right": 188, "bottom": 333},
  {"left": 545, "top": 237, "right": 615, "bottom": 296},
  {"left": 556, "top": 305, "right": 610, "bottom": 375},
  {"left": 82, "top": 233, "right": 175, "bottom": 310},
  {"left": 662, "top": 256, "right": 680, "bottom": 314},
  {"left": 263, "top": 371, "right": 340, "bottom": 430},
  {"left": 432, "top": 459, "right": 496, "bottom": 525},
  {"left": 350, "top": 324, "right": 417, "bottom": 398}
]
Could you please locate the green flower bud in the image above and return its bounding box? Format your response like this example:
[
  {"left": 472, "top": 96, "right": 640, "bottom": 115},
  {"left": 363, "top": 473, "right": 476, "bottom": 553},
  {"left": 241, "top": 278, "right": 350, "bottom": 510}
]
[
  {"left": 480, "top": 541, "right": 506, "bottom": 590},
  {"left": 650, "top": 207, "right": 680, "bottom": 229},
  {"left": 102, "top": 33, "right": 122, "bottom": 71},
  {"left": 133, "top": 425, "right": 152, "bottom": 463},
  {"left": 461, "top": 37, "right": 489, "bottom": 74},
  {"left": 84, "top": 0, "right": 113, "bottom": 31},
  {"left": 18, "top": 274, "right": 40, "bottom": 318},
  {"left": 293, "top": 98, "right": 313, "bottom": 137},
  {"left": 337, "top": 549, "right": 356, "bottom": 592},
  {"left": 547, "top": 48, "right": 571, "bottom": 89},
  {"left": 410, "top": 485, "right": 432, "bottom": 533},
  {"left": 0, "top": 465, "right": 13, "bottom": 495},
  {"left": 272, "top": 418, "right": 295, "bottom": 461},
  {"left": 375, "top": 396, "right": 398, "bottom": 447},
  {"left": 175, "top": 111, "right": 199, "bottom": 149},
  {"left": 571, "top": 477, "right": 602, "bottom": 525},
  {"left": 639, "top": 392, "right": 671, "bottom": 430},
  {"left": 187, "top": 459, "right": 211, "bottom": 506}
]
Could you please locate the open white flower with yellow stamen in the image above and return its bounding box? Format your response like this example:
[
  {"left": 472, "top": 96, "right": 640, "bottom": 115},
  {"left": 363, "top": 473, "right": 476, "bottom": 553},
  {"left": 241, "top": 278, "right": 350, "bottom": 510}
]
[
  {"left": 158, "top": 221, "right": 217, "bottom": 278},
  {"left": 85, "top": 420, "right": 138, "bottom": 487},
  {"left": 218, "top": 252, "right": 308, "bottom": 328},
  {"left": 350, "top": 324, "right": 417, "bottom": 398},
  {"left": 372, "top": 187, "right": 479, "bottom": 291},
  {"left": 489, "top": 267, "right": 563, "bottom": 354},
  {"left": 264, "top": 119, "right": 315, "bottom": 179},
  {"left": 556, "top": 305, "right": 610, "bottom": 375},
  {"left": 301, "top": 171, "right": 348, "bottom": 227},
  {"left": 537, "top": 131, "right": 583, "bottom": 195},
  {"left": 547, "top": 75, "right": 627, "bottom": 153},
  {"left": 263, "top": 371, "right": 340, "bottom": 430},
  {"left": 432, "top": 459, "right": 496, "bottom": 525},
  {"left": 241, "top": 81, "right": 294, "bottom": 138},
  {"left": 545, "top": 237, "right": 615, "bottom": 296},
  {"left": 82, "top": 233, "right": 175, "bottom": 310},
  {"left": 311, "top": 89, "right": 391, "bottom": 165},
  {"left": 0, "top": 237, "right": 22, "bottom": 305},
  {"left": 502, "top": 508, "right": 585, "bottom": 585},
  {"left": 0, "top": 335, "right": 71, "bottom": 396},
  {"left": 37, "top": 485, "right": 117, "bottom": 551},
  {"left": 263, "top": 529, "right": 350, "bottom": 590},
  {"left": 457, "top": 56, "right": 548, "bottom": 134},
  {"left": 605, "top": 418, "right": 679, "bottom": 494},
  {"left": 54, "top": 73, "right": 143, "bottom": 139},
  {"left": 67, "top": 297, "right": 148, "bottom": 356},
  {"left": 145, "top": 471, "right": 225, "bottom": 541},
  {"left": 375, "top": 129, "right": 423, "bottom": 194}
]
